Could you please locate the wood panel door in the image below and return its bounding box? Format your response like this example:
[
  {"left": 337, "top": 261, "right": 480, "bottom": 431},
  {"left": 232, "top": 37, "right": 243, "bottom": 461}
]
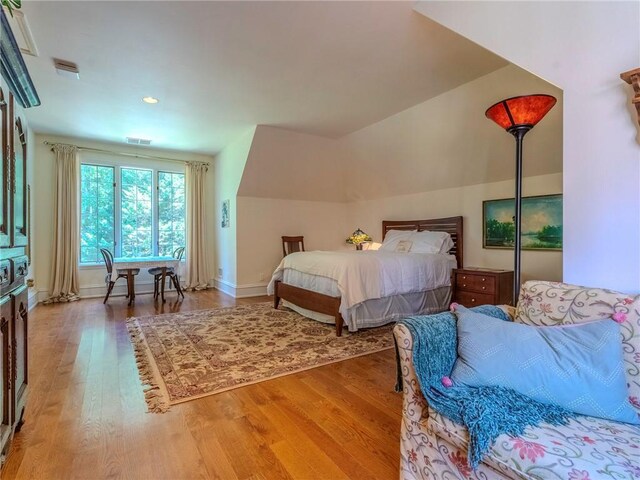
[
  {"left": 0, "top": 295, "right": 11, "bottom": 436},
  {"left": 11, "top": 285, "right": 27, "bottom": 421},
  {"left": 0, "top": 85, "right": 9, "bottom": 248},
  {"left": 10, "top": 98, "right": 27, "bottom": 248}
]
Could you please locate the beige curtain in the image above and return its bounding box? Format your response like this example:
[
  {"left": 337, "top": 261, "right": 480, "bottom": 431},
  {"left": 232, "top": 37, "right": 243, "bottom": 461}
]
[
  {"left": 185, "top": 161, "right": 210, "bottom": 290},
  {"left": 44, "top": 144, "right": 80, "bottom": 303}
]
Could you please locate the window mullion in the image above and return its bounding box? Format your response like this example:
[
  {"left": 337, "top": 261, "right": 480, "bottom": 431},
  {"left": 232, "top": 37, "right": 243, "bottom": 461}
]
[{"left": 115, "top": 166, "right": 122, "bottom": 257}]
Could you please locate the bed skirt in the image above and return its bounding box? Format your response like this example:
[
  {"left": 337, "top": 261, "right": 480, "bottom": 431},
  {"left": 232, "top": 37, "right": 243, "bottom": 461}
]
[{"left": 283, "top": 286, "right": 451, "bottom": 332}]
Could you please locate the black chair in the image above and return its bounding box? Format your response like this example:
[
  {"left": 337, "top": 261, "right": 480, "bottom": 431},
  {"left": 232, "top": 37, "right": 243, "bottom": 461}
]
[
  {"left": 149, "top": 247, "right": 185, "bottom": 301},
  {"left": 100, "top": 248, "right": 140, "bottom": 304},
  {"left": 282, "top": 236, "right": 305, "bottom": 257}
]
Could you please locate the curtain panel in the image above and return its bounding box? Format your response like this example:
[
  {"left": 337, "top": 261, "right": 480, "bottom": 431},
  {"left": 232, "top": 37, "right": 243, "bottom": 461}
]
[
  {"left": 185, "top": 161, "right": 211, "bottom": 290},
  {"left": 44, "top": 144, "right": 80, "bottom": 303}
]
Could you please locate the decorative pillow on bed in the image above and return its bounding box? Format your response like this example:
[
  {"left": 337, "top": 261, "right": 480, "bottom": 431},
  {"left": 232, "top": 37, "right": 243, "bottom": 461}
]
[
  {"left": 379, "top": 230, "right": 415, "bottom": 251},
  {"left": 450, "top": 305, "right": 640, "bottom": 424},
  {"left": 410, "top": 231, "right": 454, "bottom": 254}
]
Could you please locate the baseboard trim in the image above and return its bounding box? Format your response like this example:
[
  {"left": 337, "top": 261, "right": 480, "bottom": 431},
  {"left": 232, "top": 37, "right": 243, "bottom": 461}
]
[
  {"left": 213, "top": 279, "right": 268, "bottom": 298},
  {"left": 28, "top": 289, "right": 38, "bottom": 311},
  {"left": 34, "top": 280, "right": 186, "bottom": 303}
]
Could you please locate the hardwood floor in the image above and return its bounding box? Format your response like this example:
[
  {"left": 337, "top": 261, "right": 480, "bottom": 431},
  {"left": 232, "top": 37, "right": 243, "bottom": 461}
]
[{"left": 2, "top": 290, "right": 402, "bottom": 480}]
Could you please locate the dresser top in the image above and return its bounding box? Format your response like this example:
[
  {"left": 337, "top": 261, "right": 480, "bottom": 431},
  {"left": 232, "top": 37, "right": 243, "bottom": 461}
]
[{"left": 455, "top": 267, "right": 513, "bottom": 274}]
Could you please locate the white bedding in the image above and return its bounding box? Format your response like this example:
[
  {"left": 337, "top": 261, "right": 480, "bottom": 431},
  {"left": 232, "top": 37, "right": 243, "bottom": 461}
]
[{"left": 267, "top": 250, "right": 456, "bottom": 330}]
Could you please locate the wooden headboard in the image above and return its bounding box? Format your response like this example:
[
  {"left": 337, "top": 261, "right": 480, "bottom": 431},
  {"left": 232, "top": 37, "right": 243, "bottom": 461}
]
[{"left": 381, "top": 216, "right": 464, "bottom": 268}]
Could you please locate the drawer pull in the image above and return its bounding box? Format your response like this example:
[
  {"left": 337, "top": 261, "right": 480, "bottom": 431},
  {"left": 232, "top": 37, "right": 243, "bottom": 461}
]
[
  {"left": 482, "top": 286, "right": 486, "bottom": 290},
  {"left": 471, "top": 298, "right": 476, "bottom": 303},
  {"left": 481, "top": 277, "right": 486, "bottom": 282},
  {"left": 462, "top": 276, "right": 466, "bottom": 279},
  {"left": 463, "top": 284, "right": 467, "bottom": 288}
]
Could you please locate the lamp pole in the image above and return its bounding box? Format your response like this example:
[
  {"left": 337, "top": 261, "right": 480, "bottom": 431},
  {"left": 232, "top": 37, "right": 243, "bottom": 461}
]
[
  {"left": 485, "top": 94, "right": 556, "bottom": 307},
  {"left": 508, "top": 125, "right": 532, "bottom": 306}
]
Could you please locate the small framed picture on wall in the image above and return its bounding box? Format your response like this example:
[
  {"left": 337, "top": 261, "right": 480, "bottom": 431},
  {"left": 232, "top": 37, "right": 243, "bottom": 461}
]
[{"left": 221, "top": 199, "right": 230, "bottom": 228}]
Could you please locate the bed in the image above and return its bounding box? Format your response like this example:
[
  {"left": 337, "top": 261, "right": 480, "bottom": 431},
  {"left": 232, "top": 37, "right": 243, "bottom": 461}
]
[{"left": 268, "top": 216, "right": 463, "bottom": 336}]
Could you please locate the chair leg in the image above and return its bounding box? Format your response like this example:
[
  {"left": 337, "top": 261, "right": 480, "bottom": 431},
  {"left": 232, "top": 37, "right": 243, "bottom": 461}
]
[
  {"left": 103, "top": 282, "right": 115, "bottom": 304},
  {"left": 172, "top": 275, "right": 184, "bottom": 299},
  {"left": 153, "top": 276, "right": 159, "bottom": 299}
]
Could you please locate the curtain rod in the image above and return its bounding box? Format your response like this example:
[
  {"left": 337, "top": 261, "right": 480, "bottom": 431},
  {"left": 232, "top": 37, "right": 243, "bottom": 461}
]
[{"left": 42, "top": 141, "right": 209, "bottom": 165}]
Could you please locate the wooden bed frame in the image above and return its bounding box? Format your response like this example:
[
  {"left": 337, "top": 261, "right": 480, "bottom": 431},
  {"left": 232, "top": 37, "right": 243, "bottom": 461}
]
[{"left": 273, "top": 216, "right": 463, "bottom": 336}]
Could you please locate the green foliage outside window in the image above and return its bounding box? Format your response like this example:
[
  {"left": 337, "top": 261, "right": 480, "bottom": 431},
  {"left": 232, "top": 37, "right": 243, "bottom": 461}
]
[
  {"left": 121, "top": 168, "right": 153, "bottom": 258},
  {"left": 79, "top": 164, "right": 185, "bottom": 263},
  {"left": 80, "top": 164, "right": 115, "bottom": 263},
  {"left": 158, "top": 171, "right": 186, "bottom": 257}
]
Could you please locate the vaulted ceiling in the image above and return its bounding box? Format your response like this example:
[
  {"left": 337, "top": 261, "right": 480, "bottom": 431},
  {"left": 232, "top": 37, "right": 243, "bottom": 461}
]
[{"left": 16, "top": 1, "right": 507, "bottom": 154}]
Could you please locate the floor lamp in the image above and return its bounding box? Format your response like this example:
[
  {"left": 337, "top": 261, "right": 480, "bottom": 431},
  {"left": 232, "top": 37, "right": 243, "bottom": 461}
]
[{"left": 485, "top": 94, "right": 557, "bottom": 305}]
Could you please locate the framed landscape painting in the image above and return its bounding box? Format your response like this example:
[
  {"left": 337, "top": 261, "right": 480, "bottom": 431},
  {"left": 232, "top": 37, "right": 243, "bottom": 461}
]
[{"left": 483, "top": 194, "right": 562, "bottom": 250}]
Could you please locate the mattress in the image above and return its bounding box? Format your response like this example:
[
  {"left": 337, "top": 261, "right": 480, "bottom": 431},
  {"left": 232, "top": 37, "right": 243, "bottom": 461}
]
[{"left": 267, "top": 250, "right": 456, "bottom": 331}]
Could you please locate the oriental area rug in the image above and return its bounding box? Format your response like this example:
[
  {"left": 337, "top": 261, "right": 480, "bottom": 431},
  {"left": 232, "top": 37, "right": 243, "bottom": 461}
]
[{"left": 126, "top": 303, "right": 394, "bottom": 412}]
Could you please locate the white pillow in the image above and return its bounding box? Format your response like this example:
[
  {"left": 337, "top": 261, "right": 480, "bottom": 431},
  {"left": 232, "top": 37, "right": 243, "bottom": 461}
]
[
  {"left": 379, "top": 230, "right": 416, "bottom": 251},
  {"left": 411, "top": 230, "right": 454, "bottom": 254}
]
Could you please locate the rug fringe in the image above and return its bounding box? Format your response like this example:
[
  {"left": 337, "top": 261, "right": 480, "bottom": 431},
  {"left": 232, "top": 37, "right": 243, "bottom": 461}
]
[{"left": 126, "top": 318, "right": 170, "bottom": 413}]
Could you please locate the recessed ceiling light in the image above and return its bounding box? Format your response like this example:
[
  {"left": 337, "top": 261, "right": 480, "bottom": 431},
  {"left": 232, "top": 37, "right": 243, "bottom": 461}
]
[{"left": 142, "top": 96, "right": 159, "bottom": 104}]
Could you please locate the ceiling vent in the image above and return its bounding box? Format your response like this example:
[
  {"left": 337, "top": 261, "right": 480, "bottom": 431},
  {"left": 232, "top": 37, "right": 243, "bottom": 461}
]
[
  {"left": 53, "top": 59, "right": 79, "bottom": 79},
  {"left": 126, "top": 137, "right": 151, "bottom": 146}
]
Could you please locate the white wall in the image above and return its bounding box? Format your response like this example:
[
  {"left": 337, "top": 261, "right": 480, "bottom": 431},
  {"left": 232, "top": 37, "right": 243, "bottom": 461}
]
[
  {"left": 238, "top": 125, "right": 348, "bottom": 201},
  {"left": 348, "top": 173, "right": 563, "bottom": 283},
  {"left": 213, "top": 127, "right": 256, "bottom": 292},
  {"left": 236, "top": 196, "right": 351, "bottom": 290},
  {"left": 414, "top": 1, "right": 640, "bottom": 292},
  {"left": 343, "top": 65, "right": 562, "bottom": 200},
  {"left": 33, "top": 134, "right": 213, "bottom": 300}
]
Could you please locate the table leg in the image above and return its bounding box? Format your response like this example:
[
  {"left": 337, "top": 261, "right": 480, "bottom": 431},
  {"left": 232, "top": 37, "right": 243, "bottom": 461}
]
[
  {"left": 127, "top": 269, "right": 135, "bottom": 306},
  {"left": 161, "top": 267, "right": 167, "bottom": 303}
]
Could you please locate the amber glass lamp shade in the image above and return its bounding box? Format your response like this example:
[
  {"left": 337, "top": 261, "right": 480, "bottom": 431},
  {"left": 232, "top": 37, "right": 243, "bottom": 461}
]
[{"left": 485, "top": 94, "right": 556, "bottom": 131}]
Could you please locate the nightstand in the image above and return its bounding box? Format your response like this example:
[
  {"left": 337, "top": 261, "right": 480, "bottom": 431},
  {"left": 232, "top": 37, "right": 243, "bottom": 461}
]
[{"left": 452, "top": 267, "right": 514, "bottom": 307}]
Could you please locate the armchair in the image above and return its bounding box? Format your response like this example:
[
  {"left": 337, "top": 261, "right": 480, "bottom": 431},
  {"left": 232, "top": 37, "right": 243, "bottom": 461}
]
[{"left": 394, "top": 280, "right": 640, "bottom": 479}]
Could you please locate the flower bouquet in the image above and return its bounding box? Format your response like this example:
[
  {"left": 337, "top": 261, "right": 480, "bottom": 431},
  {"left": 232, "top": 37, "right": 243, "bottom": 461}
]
[{"left": 346, "top": 228, "right": 372, "bottom": 250}]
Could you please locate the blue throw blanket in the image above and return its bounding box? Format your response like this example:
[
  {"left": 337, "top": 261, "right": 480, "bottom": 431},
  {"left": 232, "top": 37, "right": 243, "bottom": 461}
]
[{"left": 396, "top": 306, "right": 576, "bottom": 469}]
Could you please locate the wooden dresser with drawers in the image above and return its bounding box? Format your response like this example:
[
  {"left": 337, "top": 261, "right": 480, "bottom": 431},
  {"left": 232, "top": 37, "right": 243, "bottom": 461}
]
[{"left": 452, "top": 267, "right": 514, "bottom": 307}]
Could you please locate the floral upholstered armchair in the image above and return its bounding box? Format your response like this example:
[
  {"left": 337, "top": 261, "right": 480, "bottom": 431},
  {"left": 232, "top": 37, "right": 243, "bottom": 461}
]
[{"left": 394, "top": 280, "right": 640, "bottom": 480}]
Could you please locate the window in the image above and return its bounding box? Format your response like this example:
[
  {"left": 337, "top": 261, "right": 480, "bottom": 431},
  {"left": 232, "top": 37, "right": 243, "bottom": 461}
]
[
  {"left": 80, "top": 164, "right": 115, "bottom": 264},
  {"left": 79, "top": 162, "right": 185, "bottom": 264},
  {"left": 158, "top": 171, "right": 186, "bottom": 256},
  {"left": 121, "top": 168, "right": 153, "bottom": 258}
]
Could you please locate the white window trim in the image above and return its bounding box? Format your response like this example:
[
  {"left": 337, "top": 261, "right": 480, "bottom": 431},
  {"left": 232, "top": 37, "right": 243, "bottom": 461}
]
[{"left": 79, "top": 156, "right": 184, "bottom": 265}]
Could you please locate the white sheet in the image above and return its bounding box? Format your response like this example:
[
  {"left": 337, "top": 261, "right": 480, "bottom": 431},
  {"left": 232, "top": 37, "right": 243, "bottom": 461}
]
[{"left": 267, "top": 250, "right": 456, "bottom": 323}]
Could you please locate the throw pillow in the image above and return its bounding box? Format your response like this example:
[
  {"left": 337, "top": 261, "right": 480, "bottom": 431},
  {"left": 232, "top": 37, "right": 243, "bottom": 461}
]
[{"left": 450, "top": 305, "right": 640, "bottom": 425}]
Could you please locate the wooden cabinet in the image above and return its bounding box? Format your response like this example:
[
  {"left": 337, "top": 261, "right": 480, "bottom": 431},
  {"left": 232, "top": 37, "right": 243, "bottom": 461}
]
[
  {"left": 0, "top": 286, "right": 28, "bottom": 462},
  {"left": 452, "top": 267, "right": 514, "bottom": 307},
  {"left": 0, "top": 90, "right": 30, "bottom": 463},
  {"left": 0, "top": 7, "right": 38, "bottom": 467}
]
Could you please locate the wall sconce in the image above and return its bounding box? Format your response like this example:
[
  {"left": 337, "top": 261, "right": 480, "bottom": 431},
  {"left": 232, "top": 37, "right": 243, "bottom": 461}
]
[{"left": 620, "top": 67, "right": 640, "bottom": 128}]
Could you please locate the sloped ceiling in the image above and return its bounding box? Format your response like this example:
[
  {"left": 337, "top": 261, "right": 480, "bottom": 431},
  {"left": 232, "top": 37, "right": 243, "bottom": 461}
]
[
  {"left": 17, "top": 1, "right": 506, "bottom": 154},
  {"left": 238, "top": 65, "right": 562, "bottom": 202}
]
